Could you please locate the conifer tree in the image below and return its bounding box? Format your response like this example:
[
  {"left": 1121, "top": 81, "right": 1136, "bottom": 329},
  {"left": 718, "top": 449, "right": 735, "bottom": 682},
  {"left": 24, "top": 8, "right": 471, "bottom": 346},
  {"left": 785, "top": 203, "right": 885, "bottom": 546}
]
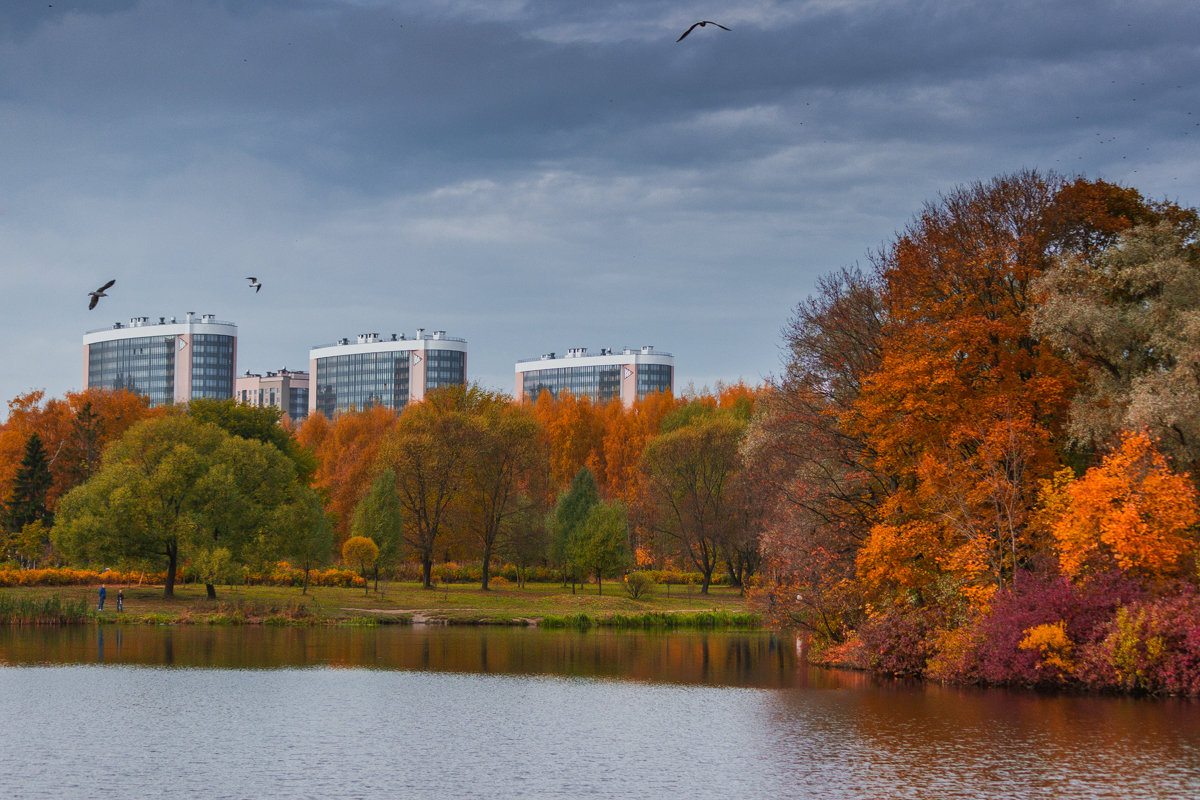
[{"left": 3, "top": 433, "right": 53, "bottom": 532}]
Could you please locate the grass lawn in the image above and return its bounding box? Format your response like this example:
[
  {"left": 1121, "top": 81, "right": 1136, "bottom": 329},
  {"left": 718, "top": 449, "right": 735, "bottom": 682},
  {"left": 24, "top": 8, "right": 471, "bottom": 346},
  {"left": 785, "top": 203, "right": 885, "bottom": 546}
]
[{"left": 1, "top": 579, "right": 753, "bottom": 626}]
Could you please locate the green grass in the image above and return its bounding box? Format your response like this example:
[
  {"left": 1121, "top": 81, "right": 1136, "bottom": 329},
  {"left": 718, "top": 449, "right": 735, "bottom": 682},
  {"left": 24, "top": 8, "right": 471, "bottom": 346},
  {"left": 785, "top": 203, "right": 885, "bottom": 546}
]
[{"left": 0, "top": 579, "right": 754, "bottom": 627}]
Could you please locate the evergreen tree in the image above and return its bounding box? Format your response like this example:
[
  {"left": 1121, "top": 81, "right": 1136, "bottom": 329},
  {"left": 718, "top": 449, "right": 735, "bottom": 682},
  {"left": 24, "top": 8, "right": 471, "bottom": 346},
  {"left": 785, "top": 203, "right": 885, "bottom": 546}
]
[
  {"left": 549, "top": 467, "right": 599, "bottom": 590},
  {"left": 3, "top": 433, "right": 53, "bottom": 532}
]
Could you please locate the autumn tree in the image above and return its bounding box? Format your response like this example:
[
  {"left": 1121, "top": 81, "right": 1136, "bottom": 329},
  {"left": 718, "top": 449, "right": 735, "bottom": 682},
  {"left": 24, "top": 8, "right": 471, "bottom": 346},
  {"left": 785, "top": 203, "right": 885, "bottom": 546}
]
[
  {"left": 846, "top": 172, "right": 1172, "bottom": 605},
  {"left": 459, "top": 397, "right": 546, "bottom": 590},
  {"left": 534, "top": 390, "right": 606, "bottom": 490},
  {"left": 1041, "top": 432, "right": 1200, "bottom": 584},
  {"left": 377, "top": 386, "right": 476, "bottom": 588},
  {"left": 299, "top": 404, "right": 397, "bottom": 543},
  {"left": 342, "top": 536, "right": 379, "bottom": 595},
  {"left": 640, "top": 413, "right": 746, "bottom": 594},
  {"left": 0, "top": 388, "right": 158, "bottom": 517},
  {"left": 1032, "top": 219, "right": 1200, "bottom": 471},
  {"left": 743, "top": 267, "right": 885, "bottom": 637}
]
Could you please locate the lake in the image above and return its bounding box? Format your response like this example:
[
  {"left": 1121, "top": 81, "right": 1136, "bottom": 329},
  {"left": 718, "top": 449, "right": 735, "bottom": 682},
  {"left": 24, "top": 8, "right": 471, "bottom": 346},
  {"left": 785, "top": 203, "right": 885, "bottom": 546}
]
[{"left": 1, "top": 625, "right": 1197, "bottom": 799}]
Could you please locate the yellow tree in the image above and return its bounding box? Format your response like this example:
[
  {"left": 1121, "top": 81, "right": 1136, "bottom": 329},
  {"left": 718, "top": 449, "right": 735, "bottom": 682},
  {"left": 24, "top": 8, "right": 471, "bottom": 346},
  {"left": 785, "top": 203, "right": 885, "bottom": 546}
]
[{"left": 342, "top": 535, "right": 379, "bottom": 595}]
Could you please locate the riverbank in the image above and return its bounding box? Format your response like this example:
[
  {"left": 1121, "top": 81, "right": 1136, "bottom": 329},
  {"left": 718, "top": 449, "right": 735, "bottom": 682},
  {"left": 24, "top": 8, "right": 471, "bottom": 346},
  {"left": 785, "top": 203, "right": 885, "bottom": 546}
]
[{"left": 0, "top": 581, "right": 758, "bottom": 628}]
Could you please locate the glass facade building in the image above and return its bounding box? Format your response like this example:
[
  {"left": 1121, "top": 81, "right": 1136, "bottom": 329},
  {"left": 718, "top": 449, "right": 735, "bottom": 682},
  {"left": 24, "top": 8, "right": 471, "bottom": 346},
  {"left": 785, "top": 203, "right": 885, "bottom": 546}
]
[
  {"left": 309, "top": 330, "right": 467, "bottom": 418},
  {"left": 83, "top": 314, "right": 237, "bottom": 406},
  {"left": 515, "top": 346, "right": 673, "bottom": 407}
]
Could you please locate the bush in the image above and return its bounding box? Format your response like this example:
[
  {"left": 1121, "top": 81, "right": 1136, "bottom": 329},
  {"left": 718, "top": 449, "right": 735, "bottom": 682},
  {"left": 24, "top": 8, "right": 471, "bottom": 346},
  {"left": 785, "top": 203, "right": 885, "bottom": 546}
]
[
  {"left": 854, "top": 607, "right": 938, "bottom": 676},
  {"left": 623, "top": 571, "right": 655, "bottom": 599},
  {"left": 972, "top": 571, "right": 1141, "bottom": 687},
  {"left": 1078, "top": 588, "right": 1200, "bottom": 695}
]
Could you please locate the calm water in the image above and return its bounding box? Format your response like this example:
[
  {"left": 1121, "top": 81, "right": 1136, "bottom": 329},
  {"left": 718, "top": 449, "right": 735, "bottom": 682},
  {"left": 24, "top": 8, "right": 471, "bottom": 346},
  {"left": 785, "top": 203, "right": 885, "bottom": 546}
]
[{"left": 0, "top": 626, "right": 1197, "bottom": 799}]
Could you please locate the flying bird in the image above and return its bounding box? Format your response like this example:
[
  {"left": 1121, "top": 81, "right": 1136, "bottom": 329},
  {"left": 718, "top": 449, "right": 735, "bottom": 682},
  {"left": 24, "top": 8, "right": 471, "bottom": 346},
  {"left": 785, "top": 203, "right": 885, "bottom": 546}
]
[
  {"left": 88, "top": 279, "right": 115, "bottom": 310},
  {"left": 246, "top": 276, "right": 262, "bottom": 293},
  {"left": 676, "top": 20, "right": 730, "bottom": 42}
]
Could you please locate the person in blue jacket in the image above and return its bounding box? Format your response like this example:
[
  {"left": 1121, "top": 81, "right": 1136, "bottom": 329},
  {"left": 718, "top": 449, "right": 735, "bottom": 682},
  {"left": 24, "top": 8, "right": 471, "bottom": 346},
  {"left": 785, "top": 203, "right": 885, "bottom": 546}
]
[{"left": 98, "top": 584, "right": 106, "bottom": 611}]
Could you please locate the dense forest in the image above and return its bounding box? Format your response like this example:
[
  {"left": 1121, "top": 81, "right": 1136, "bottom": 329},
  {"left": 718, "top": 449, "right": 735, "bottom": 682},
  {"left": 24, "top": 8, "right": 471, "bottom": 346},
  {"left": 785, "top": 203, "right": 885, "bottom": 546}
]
[{"left": 2, "top": 169, "right": 1198, "bottom": 694}]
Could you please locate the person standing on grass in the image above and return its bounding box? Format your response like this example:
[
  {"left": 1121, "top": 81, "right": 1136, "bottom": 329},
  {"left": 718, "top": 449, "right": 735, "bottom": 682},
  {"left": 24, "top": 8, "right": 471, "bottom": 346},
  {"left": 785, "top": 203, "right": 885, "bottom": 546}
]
[
  {"left": 98, "top": 584, "right": 106, "bottom": 611},
  {"left": 117, "top": 589, "right": 123, "bottom": 612}
]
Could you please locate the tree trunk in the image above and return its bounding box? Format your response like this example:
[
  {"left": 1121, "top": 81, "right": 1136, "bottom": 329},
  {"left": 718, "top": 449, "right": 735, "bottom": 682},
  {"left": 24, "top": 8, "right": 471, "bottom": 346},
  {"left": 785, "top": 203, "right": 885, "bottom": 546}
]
[
  {"left": 164, "top": 543, "right": 178, "bottom": 597},
  {"left": 422, "top": 555, "right": 433, "bottom": 589},
  {"left": 597, "top": 572, "right": 602, "bottom": 596},
  {"left": 481, "top": 541, "right": 493, "bottom": 591}
]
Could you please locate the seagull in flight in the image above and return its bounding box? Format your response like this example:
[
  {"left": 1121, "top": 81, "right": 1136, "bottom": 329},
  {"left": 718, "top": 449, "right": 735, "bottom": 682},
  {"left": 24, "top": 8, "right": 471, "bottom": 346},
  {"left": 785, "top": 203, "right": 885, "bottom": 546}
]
[
  {"left": 88, "top": 279, "right": 115, "bottom": 310},
  {"left": 246, "top": 276, "right": 262, "bottom": 293},
  {"left": 676, "top": 20, "right": 730, "bottom": 42}
]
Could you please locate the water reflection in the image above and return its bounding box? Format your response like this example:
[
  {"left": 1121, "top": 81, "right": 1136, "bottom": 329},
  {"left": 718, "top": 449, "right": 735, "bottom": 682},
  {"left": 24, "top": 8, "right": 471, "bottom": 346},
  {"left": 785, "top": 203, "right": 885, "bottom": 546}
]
[
  {"left": 0, "top": 625, "right": 807, "bottom": 688},
  {"left": 2, "top": 626, "right": 1198, "bottom": 799}
]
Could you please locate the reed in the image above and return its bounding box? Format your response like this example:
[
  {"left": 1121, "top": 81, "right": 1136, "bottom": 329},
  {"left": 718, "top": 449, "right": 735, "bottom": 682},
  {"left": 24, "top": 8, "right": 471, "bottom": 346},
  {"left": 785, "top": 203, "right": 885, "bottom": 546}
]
[{"left": 0, "top": 593, "right": 92, "bottom": 624}]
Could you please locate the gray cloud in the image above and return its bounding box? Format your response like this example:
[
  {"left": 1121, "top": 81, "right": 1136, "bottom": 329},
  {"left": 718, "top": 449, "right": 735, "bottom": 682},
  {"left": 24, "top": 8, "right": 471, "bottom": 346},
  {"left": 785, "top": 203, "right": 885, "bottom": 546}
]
[{"left": 1, "top": 0, "right": 1197, "bottom": 410}]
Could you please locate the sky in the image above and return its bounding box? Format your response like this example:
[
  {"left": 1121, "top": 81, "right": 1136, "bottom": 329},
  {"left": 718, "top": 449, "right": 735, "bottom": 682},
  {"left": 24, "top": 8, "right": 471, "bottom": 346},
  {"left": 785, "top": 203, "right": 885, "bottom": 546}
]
[{"left": 2, "top": 0, "right": 1198, "bottom": 415}]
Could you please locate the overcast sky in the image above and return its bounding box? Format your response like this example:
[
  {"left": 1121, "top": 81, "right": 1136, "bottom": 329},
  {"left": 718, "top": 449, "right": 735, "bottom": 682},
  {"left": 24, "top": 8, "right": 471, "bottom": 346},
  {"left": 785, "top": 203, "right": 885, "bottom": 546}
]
[{"left": 2, "top": 0, "right": 1197, "bottom": 414}]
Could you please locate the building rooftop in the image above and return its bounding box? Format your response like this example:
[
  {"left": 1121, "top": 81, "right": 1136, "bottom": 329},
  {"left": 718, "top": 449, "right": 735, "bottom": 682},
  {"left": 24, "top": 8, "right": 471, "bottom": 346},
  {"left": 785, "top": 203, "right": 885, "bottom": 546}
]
[
  {"left": 85, "top": 312, "right": 234, "bottom": 336},
  {"left": 516, "top": 345, "right": 672, "bottom": 365},
  {"left": 311, "top": 329, "right": 466, "bottom": 349}
]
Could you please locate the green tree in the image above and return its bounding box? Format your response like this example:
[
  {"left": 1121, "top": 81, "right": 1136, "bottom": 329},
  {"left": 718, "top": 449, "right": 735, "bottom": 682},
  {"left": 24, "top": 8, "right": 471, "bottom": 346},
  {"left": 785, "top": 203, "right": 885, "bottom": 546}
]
[
  {"left": 188, "top": 397, "right": 317, "bottom": 482},
  {"left": 549, "top": 467, "right": 600, "bottom": 591},
  {"left": 53, "top": 414, "right": 308, "bottom": 598},
  {"left": 351, "top": 468, "right": 404, "bottom": 593},
  {"left": 269, "top": 485, "right": 334, "bottom": 594},
  {"left": 3, "top": 433, "right": 53, "bottom": 533},
  {"left": 342, "top": 535, "right": 378, "bottom": 595},
  {"left": 571, "top": 501, "right": 632, "bottom": 595}
]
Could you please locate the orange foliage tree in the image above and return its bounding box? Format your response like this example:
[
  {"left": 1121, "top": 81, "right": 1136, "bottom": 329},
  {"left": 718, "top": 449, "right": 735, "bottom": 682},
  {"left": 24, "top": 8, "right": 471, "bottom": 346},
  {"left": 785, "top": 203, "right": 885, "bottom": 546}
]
[
  {"left": 0, "top": 388, "right": 160, "bottom": 516},
  {"left": 1042, "top": 432, "right": 1200, "bottom": 584},
  {"left": 847, "top": 172, "right": 1159, "bottom": 604},
  {"left": 296, "top": 405, "right": 397, "bottom": 544}
]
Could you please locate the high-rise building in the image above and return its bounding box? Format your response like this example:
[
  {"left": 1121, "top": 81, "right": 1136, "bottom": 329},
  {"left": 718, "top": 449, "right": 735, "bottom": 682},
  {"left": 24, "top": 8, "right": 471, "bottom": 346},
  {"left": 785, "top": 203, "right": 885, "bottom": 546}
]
[
  {"left": 514, "top": 345, "right": 673, "bottom": 407},
  {"left": 82, "top": 313, "right": 237, "bottom": 406},
  {"left": 236, "top": 368, "right": 309, "bottom": 421},
  {"left": 309, "top": 328, "right": 467, "bottom": 418}
]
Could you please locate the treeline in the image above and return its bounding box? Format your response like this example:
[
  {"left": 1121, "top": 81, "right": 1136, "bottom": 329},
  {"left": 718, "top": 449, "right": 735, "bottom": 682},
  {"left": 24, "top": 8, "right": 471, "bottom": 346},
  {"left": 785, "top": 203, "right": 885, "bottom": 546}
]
[
  {"left": 747, "top": 170, "right": 1200, "bottom": 694},
  {"left": 0, "top": 380, "right": 767, "bottom": 600}
]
